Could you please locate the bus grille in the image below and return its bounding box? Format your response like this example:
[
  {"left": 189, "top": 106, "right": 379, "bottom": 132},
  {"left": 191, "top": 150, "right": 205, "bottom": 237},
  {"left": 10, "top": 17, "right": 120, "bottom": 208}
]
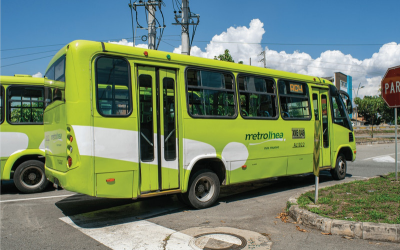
[{"left": 349, "top": 132, "right": 354, "bottom": 142}]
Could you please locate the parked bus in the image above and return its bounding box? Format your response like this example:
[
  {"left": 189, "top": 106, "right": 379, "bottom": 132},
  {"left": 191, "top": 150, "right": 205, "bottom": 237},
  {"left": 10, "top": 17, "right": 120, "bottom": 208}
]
[
  {"left": 44, "top": 40, "right": 356, "bottom": 208},
  {"left": 0, "top": 75, "right": 49, "bottom": 193}
]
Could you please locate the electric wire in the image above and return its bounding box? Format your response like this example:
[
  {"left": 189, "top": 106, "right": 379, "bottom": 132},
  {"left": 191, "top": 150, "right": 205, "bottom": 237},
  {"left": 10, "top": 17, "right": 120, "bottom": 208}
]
[
  {"left": 2, "top": 49, "right": 59, "bottom": 60},
  {"left": 1, "top": 55, "right": 54, "bottom": 68}
]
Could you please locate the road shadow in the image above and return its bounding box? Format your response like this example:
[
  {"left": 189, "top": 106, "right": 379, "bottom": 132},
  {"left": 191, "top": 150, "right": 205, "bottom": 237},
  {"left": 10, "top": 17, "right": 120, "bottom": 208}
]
[
  {"left": 55, "top": 171, "right": 351, "bottom": 229},
  {"left": 0, "top": 179, "right": 57, "bottom": 195}
]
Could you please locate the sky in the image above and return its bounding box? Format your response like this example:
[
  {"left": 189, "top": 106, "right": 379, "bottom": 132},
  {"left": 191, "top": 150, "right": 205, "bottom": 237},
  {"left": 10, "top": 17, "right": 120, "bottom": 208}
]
[{"left": 1, "top": 0, "right": 400, "bottom": 98}]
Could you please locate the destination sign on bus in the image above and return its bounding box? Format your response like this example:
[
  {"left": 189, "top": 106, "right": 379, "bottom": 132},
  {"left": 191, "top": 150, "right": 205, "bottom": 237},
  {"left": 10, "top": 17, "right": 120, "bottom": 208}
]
[{"left": 290, "top": 83, "right": 304, "bottom": 94}]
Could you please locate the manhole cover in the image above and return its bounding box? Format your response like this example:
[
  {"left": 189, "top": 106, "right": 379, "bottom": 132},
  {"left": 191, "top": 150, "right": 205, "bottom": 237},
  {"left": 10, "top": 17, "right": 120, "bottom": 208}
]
[{"left": 189, "top": 232, "right": 247, "bottom": 250}]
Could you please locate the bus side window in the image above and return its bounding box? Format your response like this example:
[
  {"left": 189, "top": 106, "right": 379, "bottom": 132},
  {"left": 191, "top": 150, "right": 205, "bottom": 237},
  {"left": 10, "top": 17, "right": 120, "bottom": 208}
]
[
  {"left": 0, "top": 85, "right": 4, "bottom": 124},
  {"left": 95, "top": 56, "right": 131, "bottom": 117},
  {"left": 278, "top": 80, "right": 310, "bottom": 120},
  {"left": 186, "top": 69, "right": 236, "bottom": 118},
  {"left": 237, "top": 75, "right": 277, "bottom": 119},
  {"left": 7, "top": 86, "right": 45, "bottom": 124}
]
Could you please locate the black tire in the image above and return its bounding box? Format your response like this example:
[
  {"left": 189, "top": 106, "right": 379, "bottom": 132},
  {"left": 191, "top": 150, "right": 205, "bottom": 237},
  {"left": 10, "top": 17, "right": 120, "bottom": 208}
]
[
  {"left": 331, "top": 153, "right": 347, "bottom": 180},
  {"left": 13, "top": 160, "right": 49, "bottom": 193},
  {"left": 183, "top": 169, "right": 220, "bottom": 209}
]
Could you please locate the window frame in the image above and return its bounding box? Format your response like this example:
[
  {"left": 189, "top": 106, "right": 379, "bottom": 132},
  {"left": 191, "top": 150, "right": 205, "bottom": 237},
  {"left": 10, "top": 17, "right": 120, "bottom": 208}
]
[
  {"left": 0, "top": 85, "right": 4, "bottom": 125},
  {"left": 237, "top": 73, "right": 279, "bottom": 120},
  {"left": 95, "top": 55, "right": 133, "bottom": 118},
  {"left": 185, "top": 66, "right": 238, "bottom": 119},
  {"left": 277, "top": 79, "right": 312, "bottom": 121},
  {"left": 6, "top": 85, "right": 46, "bottom": 125}
]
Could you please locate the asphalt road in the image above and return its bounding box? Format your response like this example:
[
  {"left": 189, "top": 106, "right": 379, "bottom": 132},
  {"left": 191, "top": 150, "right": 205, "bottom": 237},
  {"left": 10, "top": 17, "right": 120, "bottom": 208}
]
[{"left": 1, "top": 143, "right": 400, "bottom": 250}]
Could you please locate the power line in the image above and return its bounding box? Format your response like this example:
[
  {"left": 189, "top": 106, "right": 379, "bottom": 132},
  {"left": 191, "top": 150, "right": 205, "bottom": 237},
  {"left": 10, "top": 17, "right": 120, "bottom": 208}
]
[
  {"left": 1, "top": 44, "right": 66, "bottom": 52},
  {"left": 1, "top": 49, "right": 59, "bottom": 60},
  {"left": 1, "top": 55, "right": 54, "bottom": 68},
  {"left": 162, "top": 39, "right": 397, "bottom": 47}
]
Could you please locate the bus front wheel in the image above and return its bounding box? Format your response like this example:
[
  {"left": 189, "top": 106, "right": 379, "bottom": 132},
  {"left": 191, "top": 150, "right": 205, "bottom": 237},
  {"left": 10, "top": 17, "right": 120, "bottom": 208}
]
[
  {"left": 13, "top": 160, "right": 49, "bottom": 193},
  {"left": 184, "top": 169, "right": 220, "bottom": 209},
  {"left": 331, "top": 153, "right": 347, "bottom": 180}
]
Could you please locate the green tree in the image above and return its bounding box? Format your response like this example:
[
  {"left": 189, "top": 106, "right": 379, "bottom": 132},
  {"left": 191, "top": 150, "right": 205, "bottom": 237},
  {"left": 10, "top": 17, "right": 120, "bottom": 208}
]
[
  {"left": 355, "top": 96, "right": 384, "bottom": 138},
  {"left": 214, "top": 49, "right": 243, "bottom": 64}
]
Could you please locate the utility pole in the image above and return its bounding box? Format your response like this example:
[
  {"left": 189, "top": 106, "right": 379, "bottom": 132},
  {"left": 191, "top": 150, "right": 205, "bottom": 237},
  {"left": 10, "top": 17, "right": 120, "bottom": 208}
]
[
  {"left": 128, "top": 0, "right": 165, "bottom": 50},
  {"left": 181, "top": 0, "right": 189, "bottom": 55},
  {"left": 259, "top": 50, "right": 266, "bottom": 68},
  {"left": 148, "top": 1, "right": 156, "bottom": 50},
  {"left": 173, "top": 0, "right": 199, "bottom": 55}
]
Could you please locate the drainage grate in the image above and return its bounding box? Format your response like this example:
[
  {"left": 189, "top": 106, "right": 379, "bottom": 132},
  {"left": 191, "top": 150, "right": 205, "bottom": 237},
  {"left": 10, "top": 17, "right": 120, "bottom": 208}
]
[{"left": 190, "top": 232, "right": 247, "bottom": 250}]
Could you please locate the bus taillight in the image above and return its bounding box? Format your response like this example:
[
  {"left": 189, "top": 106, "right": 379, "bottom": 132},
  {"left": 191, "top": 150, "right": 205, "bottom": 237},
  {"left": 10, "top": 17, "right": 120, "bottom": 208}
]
[
  {"left": 68, "top": 135, "right": 73, "bottom": 143},
  {"left": 67, "top": 156, "right": 72, "bottom": 167}
]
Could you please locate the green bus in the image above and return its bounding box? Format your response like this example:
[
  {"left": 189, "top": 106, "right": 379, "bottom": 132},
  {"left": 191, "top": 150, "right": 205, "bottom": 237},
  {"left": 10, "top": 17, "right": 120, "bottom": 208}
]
[
  {"left": 44, "top": 40, "right": 356, "bottom": 208},
  {"left": 0, "top": 75, "right": 49, "bottom": 193}
]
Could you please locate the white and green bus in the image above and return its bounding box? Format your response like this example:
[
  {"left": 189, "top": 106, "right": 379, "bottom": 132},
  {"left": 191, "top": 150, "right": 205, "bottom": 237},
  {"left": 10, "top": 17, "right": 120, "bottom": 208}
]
[
  {"left": 0, "top": 75, "right": 49, "bottom": 193},
  {"left": 44, "top": 40, "right": 356, "bottom": 208}
]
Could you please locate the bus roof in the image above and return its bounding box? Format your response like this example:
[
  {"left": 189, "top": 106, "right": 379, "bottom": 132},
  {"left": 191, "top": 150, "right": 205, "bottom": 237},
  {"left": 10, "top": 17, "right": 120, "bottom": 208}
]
[
  {"left": 47, "top": 40, "right": 334, "bottom": 86},
  {"left": 0, "top": 75, "right": 44, "bottom": 86}
]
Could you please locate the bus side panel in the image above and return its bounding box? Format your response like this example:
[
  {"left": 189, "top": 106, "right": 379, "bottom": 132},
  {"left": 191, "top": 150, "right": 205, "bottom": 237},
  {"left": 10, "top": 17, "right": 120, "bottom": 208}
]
[{"left": 230, "top": 157, "right": 287, "bottom": 184}]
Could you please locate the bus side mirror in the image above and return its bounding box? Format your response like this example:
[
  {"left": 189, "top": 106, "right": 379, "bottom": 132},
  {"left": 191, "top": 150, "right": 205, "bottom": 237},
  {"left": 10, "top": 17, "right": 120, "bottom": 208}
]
[{"left": 346, "top": 99, "right": 352, "bottom": 114}]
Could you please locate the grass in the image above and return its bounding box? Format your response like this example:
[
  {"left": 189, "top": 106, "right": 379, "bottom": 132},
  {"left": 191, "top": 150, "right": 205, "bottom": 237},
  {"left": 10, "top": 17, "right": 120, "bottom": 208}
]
[{"left": 298, "top": 173, "right": 400, "bottom": 224}]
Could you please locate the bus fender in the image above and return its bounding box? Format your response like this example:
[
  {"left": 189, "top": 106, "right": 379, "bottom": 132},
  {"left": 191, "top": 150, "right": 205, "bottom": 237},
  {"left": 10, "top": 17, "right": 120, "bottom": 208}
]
[
  {"left": 333, "top": 144, "right": 355, "bottom": 166},
  {"left": 182, "top": 154, "right": 228, "bottom": 192},
  {"left": 1, "top": 149, "right": 45, "bottom": 180}
]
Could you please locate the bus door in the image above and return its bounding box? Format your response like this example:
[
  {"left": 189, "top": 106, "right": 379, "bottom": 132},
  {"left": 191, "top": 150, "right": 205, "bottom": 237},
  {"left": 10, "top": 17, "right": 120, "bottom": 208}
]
[
  {"left": 137, "top": 66, "right": 179, "bottom": 193},
  {"left": 312, "top": 88, "right": 331, "bottom": 170}
]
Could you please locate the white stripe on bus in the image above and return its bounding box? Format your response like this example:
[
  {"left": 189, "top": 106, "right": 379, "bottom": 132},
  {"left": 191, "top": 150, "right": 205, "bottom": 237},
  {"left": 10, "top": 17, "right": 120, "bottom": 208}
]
[{"left": 0, "top": 132, "right": 29, "bottom": 157}]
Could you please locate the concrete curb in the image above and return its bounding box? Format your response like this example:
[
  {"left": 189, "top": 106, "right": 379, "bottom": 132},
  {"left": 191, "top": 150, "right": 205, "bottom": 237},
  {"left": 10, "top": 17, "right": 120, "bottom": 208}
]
[
  {"left": 287, "top": 193, "right": 400, "bottom": 243},
  {"left": 356, "top": 140, "right": 395, "bottom": 145}
]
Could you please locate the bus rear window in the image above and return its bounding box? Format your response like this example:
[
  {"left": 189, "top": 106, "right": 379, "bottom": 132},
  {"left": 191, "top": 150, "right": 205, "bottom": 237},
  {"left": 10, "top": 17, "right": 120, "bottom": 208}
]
[{"left": 278, "top": 80, "right": 310, "bottom": 119}]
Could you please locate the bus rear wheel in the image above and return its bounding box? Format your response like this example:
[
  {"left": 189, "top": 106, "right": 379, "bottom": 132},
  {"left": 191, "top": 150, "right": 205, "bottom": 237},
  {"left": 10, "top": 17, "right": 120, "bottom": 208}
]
[
  {"left": 184, "top": 169, "right": 220, "bottom": 209},
  {"left": 13, "top": 160, "right": 49, "bottom": 193},
  {"left": 331, "top": 153, "right": 347, "bottom": 180}
]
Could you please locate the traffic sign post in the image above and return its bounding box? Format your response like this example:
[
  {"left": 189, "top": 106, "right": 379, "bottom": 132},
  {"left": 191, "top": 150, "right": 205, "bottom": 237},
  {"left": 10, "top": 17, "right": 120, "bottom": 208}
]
[{"left": 381, "top": 65, "right": 400, "bottom": 181}]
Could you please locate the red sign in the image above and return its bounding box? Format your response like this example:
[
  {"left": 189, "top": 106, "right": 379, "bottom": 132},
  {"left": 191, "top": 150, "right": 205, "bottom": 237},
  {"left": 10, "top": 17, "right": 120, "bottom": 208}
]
[{"left": 381, "top": 65, "right": 400, "bottom": 107}]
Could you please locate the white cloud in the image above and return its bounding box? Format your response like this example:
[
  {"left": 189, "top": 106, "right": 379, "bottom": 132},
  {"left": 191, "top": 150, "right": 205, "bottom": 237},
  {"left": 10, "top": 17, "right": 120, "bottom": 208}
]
[
  {"left": 32, "top": 72, "right": 42, "bottom": 78},
  {"left": 174, "top": 19, "right": 265, "bottom": 63},
  {"left": 108, "top": 39, "right": 148, "bottom": 49},
  {"left": 178, "top": 19, "right": 400, "bottom": 98}
]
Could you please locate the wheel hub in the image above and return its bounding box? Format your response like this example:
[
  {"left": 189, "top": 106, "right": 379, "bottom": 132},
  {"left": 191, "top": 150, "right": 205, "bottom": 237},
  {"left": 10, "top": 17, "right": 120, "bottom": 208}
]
[
  {"left": 28, "top": 173, "right": 37, "bottom": 181},
  {"left": 197, "top": 184, "right": 205, "bottom": 193}
]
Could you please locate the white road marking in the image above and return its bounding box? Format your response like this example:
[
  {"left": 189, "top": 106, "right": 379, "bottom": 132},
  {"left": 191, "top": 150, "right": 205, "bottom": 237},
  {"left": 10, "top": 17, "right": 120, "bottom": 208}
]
[
  {"left": 0, "top": 194, "right": 73, "bottom": 203},
  {"left": 60, "top": 216, "right": 193, "bottom": 250},
  {"left": 363, "top": 152, "right": 400, "bottom": 161},
  {"left": 372, "top": 155, "right": 396, "bottom": 163}
]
